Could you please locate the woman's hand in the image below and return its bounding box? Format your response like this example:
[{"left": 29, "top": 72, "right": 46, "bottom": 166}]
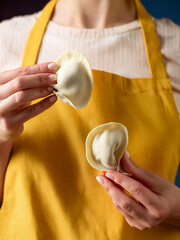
[
  {"left": 96, "top": 151, "right": 180, "bottom": 230},
  {"left": 0, "top": 62, "right": 58, "bottom": 146}
]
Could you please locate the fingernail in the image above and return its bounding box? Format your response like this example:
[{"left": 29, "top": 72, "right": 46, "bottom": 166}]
[
  {"left": 105, "top": 173, "right": 114, "bottom": 181},
  {"left": 125, "top": 150, "right": 130, "bottom": 159},
  {"left": 48, "top": 63, "right": 57, "bottom": 71},
  {"left": 50, "top": 95, "right": 57, "bottom": 102},
  {"left": 48, "top": 74, "right": 57, "bottom": 82},
  {"left": 96, "top": 176, "right": 104, "bottom": 185},
  {"left": 47, "top": 86, "right": 54, "bottom": 92}
]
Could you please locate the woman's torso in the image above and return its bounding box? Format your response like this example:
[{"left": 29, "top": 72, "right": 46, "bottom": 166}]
[
  {"left": 0, "top": 13, "right": 180, "bottom": 116},
  {"left": 0, "top": 4, "right": 180, "bottom": 239}
]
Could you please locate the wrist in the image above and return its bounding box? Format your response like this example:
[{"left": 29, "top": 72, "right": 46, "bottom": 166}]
[
  {"left": 0, "top": 140, "right": 14, "bottom": 206},
  {"left": 0, "top": 139, "right": 14, "bottom": 149},
  {"left": 163, "top": 186, "right": 180, "bottom": 227},
  {"left": 0, "top": 140, "right": 14, "bottom": 164}
]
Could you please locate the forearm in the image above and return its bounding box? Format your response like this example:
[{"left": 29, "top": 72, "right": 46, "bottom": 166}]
[{"left": 0, "top": 141, "right": 14, "bottom": 206}]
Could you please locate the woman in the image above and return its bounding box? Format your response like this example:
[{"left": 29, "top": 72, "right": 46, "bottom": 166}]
[{"left": 0, "top": 0, "right": 180, "bottom": 239}]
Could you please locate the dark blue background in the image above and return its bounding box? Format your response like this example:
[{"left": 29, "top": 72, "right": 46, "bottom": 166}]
[
  {"left": 141, "top": 0, "right": 180, "bottom": 187},
  {"left": 0, "top": 0, "right": 180, "bottom": 186},
  {"left": 142, "top": 0, "right": 180, "bottom": 24}
]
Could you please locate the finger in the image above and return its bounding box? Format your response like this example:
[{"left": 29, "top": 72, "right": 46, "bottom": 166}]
[
  {"left": 0, "top": 62, "right": 57, "bottom": 85},
  {"left": 105, "top": 171, "right": 160, "bottom": 211},
  {"left": 96, "top": 175, "right": 147, "bottom": 220},
  {"left": 11, "top": 95, "right": 57, "bottom": 125},
  {"left": 114, "top": 205, "right": 136, "bottom": 226},
  {"left": 116, "top": 206, "right": 148, "bottom": 230},
  {"left": 0, "top": 87, "right": 54, "bottom": 114},
  {"left": 15, "top": 101, "right": 31, "bottom": 112},
  {"left": 0, "top": 73, "right": 57, "bottom": 100},
  {"left": 121, "top": 151, "right": 165, "bottom": 190}
]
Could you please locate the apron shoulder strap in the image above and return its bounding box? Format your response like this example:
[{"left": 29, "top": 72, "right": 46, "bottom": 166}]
[
  {"left": 21, "top": 0, "right": 58, "bottom": 67},
  {"left": 135, "top": 0, "right": 167, "bottom": 78}
]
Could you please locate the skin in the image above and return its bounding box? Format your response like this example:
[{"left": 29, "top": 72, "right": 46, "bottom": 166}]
[
  {"left": 0, "top": 0, "right": 137, "bottom": 205},
  {"left": 97, "top": 151, "right": 180, "bottom": 229},
  {"left": 0, "top": 0, "right": 180, "bottom": 230},
  {"left": 0, "top": 62, "right": 58, "bottom": 204},
  {"left": 52, "top": 0, "right": 137, "bottom": 29}
]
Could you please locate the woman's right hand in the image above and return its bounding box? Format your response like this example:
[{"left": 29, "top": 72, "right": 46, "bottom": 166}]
[{"left": 0, "top": 62, "right": 58, "bottom": 146}]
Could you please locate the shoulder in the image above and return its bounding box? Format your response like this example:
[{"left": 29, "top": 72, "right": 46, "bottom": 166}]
[
  {"left": 0, "top": 12, "right": 39, "bottom": 71},
  {"left": 153, "top": 18, "right": 180, "bottom": 75},
  {"left": 0, "top": 12, "right": 39, "bottom": 30},
  {"left": 153, "top": 18, "right": 180, "bottom": 110},
  {"left": 0, "top": 12, "right": 39, "bottom": 43},
  {"left": 153, "top": 17, "right": 180, "bottom": 48}
]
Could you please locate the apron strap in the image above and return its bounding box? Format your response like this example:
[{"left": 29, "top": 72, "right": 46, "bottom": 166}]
[
  {"left": 21, "top": 0, "right": 58, "bottom": 67},
  {"left": 135, "top": 0, "right": 167, "bottom": 79},
  {"left": 22, "top": 0, "right": 167, "bottom": 79}
]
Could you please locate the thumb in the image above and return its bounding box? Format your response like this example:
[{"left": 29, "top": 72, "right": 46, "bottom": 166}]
[{"left": 121, "top": 151, "right": 160, "bottom": 188}]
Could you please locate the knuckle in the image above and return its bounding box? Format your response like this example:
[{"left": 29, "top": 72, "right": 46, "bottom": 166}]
[
  {"left": 38, "top": 64, "right": 44, "bottom": 73},
  {"left": 14, "top": 91, "right": 25, "bottom": 104},
  {"left": 114, "top": 203, "right": 123, "bottom": 213},
  {"left": 26, "top": 106, "right": 36, "bottom": 118},
  {"left": 104, "top": 185, "right": 111, "bottom": 193},
  {"left": 151, "top": 207, "right": 167, "bottom": 223},
  {"left": 130, "top": 184, "right": 142, "bottom": 198},
  {"left": 121, "top": 201, "right": 132, "bottom": 213},
  {"left": 26, "top": 101, "right": 47, "bottom": 119},
  {"left": 105, "top": 184, "right": 118, "bottom": 197},
  {"left": 14, "top": 77, "right": 23, "bottom": 90},
  {"left": 37, "top": 75, "right": 45, "bottom": 85},
  {"left": 19, "top": 66, "right": 29, "bottom": 76},
  {"left": 154, "top": 213, "right": 163, "bottom": 222},
  {"left": 39, "top": 101, "right": 46, "bottom": 110},
  {"left": 116, "top": 176, "right": 124, "bottom": 185},
  {"left": 39, "top": 87, "right": 46, "bottom": 95}
]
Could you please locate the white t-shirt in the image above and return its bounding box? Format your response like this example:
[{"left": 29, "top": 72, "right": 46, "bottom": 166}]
[{"left": 0, "top": 12, "right": 180, "bottom": 116}]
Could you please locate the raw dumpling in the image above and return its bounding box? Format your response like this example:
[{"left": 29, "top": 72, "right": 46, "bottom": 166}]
[
  {"left": 52, "top": 51, "right": 93, "bottom": 109},
  {"left": 85, "top": 122, "right": 129, "bottom": 173}
]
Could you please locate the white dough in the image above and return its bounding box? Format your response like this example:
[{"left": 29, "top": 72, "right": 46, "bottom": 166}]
[
  {"left": 92, "top": 128, "right": 125, "bottom": 169},
  {"left": 86, "top": 122, "right": 129, "bottom": 172},
  {"left": 52, "top": 51, "right": 93, "bottom": 109}
]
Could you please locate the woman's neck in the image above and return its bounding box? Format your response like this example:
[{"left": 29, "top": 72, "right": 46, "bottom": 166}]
[{"left": 52, "top": 0, "right": 137, "bottom": 29}]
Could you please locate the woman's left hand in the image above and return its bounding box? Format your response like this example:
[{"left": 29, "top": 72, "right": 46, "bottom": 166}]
[{"left": 96, "top": 151, "right": 180, "bottom": 230}]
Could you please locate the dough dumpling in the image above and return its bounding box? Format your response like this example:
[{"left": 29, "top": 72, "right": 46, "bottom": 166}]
[
  {"left": 85, "top": 122, "right": 129, "bottom": 173},
  {"left": 52, "top": 51, "right": 93, "bottom": 109}
]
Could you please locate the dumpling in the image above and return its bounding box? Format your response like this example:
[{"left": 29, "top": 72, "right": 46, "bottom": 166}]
[
  {"left": 52, "top": 51, "right": 93, "bottom": 109},
  {"left": 85, "top": 122, "right": 129, "bottom": 174}
]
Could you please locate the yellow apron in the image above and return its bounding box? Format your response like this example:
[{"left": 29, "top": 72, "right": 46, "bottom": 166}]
[{"left": 0, "top": 0, "right": 180, "bottom": 239}]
